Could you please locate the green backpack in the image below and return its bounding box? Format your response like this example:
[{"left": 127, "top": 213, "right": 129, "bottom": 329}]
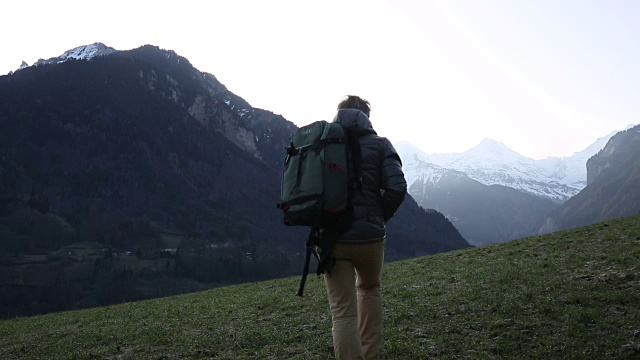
[{"left": 277, "top": 120, "right": 361, "bottom": 295}]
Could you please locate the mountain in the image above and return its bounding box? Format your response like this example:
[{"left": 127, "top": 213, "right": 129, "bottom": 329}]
[
  {"left": 400, "top": 132, "right": 623, "bottom": 204},
  {"left": 396, "top": 130, "right": 628, "bottom": 246},
  {"left": 400, "top": 147, "right": 557, "bottom": 246},
  {"left": 539, "top": 124, "right": 640, "bottom": 233},
  {"left": 0, "top": 43, "right": 469, "bottom": 318}
]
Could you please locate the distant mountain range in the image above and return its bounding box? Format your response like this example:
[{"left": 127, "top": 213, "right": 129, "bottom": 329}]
[
  {"left": 399, "top": 146, "right": 556, "bottom": 245},
  {"left": 396, "top": 127, "right": 634, "bottom": 245},
  {"left": 398, "top": 131, "right": 625, "bottom": 204}
]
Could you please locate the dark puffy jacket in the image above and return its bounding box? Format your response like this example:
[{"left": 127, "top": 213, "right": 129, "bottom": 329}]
[{"left": 332, "top": 109, "right": 407, "bottom": 243}]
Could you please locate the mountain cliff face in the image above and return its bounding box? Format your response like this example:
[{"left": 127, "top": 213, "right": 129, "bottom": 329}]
[
  {"left": 0, "top": 43, "right": 469, "bottom": 318},
  {"left": 0, "top": 48, "right": 283, "bottom": 248},
  {"left": 400, "top": 149, "right": 557, "bottom": 246},
  {"left": 539, "top": 125, "right": 640, "bottom": 234}
]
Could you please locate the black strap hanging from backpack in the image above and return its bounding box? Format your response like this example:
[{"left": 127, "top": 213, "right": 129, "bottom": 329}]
[
  {"left": 346, "top": 129, "right": 363, "bottom": 193},
  {"left": 297, "top": 201, "right": 327, "bottom": 297},
  {"left": 297, "top": 225, "right": 338, "bottom": 297},
  {"left": 297, "top": 227, "right": 318, "bottom": 297}
]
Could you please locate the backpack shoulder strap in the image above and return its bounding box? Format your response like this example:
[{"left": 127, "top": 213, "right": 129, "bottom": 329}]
[{"left": 345, "top": 128, "right": 363, "bottom": 192}]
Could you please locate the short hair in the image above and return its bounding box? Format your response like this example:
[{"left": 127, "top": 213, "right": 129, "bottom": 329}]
[{"left": 337, "top": 95, "right": 371, "bottom": 117}]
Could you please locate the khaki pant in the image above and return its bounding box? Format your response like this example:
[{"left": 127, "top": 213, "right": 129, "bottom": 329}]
[{"left": 324, "top": 241, "right": 384, "bottom": 360}]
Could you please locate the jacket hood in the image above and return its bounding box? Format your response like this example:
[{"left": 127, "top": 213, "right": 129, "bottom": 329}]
[{"left": 332, "top": 109, "right": 377, "bottom": 136}]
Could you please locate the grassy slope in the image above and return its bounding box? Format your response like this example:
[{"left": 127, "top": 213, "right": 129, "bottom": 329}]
[{"left": 1, "top": 215, "right": 639, "bottom": 359}]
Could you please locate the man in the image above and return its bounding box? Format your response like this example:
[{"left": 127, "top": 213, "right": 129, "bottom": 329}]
[{"left": 324, "top": 95, "right": 407, "bottom": 360}]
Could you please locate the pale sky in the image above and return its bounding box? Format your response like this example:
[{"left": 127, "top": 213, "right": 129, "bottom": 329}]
[{"left": 2, "top": 0, "right": 639, "bottom": 159}]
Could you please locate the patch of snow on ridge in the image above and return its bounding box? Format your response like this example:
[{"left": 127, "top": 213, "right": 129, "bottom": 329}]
[
  {"left": 398, "top": 144, "right": 450, "bottom": 188},
  {"left": 405, "top": 158, "right": 444, "bottom": 186},
  {"left": 60, "top": 43, "right": 113, "bottom": 61},
  {"left": 26, "top": 43, "right": 116, "bottom": 70}
]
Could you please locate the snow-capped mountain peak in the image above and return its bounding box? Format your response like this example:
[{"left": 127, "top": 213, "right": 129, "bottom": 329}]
[
  {"left": 23, "top": 43, "right": 117, "bottom": 70},
  {"left": 57, "top": 42, "right": 116, "bottom": 61},
  {"left": 472, "top": 138, "right": 517, "bottom": 156},
  {"left": 452, "top": 138, "right": 527, "bottom": 167}
]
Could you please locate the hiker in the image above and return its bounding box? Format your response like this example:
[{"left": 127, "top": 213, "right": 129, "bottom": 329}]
[{"left": 323, "top": 95, "right": 407, "bottom": 360}]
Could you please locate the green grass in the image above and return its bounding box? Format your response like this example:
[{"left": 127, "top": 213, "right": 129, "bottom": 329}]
[{"left": 2, "top": 215, "right": 640, "bottom": 359}]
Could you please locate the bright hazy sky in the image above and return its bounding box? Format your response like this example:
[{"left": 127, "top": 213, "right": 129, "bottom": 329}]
[{"left": 2, "top": 0, "right": 639, "bottom": 159}]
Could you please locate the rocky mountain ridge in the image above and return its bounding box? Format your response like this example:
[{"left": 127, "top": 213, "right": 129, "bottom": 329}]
[
  {"left": 539, "top": 124, "right": 640, "bottom": 234},
  {"left": 19, "top": 42, "right": 117, "bottom": 70}
]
